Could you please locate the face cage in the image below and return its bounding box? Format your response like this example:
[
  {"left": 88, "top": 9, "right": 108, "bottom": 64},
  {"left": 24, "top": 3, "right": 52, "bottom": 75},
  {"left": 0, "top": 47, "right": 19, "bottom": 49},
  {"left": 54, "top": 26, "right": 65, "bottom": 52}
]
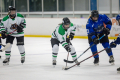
[
  {"left": 9, "top": 10, "right": 16, "bottom": 19},
  {"left": 91, "top": 16, "right": 98, "bottom": 21},
  {"left": 62, "top": 24, "right": 70, "bottom": 30}
]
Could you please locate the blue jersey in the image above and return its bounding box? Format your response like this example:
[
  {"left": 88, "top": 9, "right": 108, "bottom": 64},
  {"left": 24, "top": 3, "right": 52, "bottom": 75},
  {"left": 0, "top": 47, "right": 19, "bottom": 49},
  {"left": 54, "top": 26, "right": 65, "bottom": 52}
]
[
  {"left": 86, "top": 14, "right": 112, "bottom": 36},
  {"left": 116, "top": 14, "right": 120, "bottom": 21}
]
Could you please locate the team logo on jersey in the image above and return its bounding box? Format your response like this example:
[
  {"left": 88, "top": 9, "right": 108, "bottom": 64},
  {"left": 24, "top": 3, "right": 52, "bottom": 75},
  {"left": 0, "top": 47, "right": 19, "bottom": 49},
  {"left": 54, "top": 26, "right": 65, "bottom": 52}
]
[
  {"left": 87, "top": 29, "right": 89, "bottom": 34},
  {"left": 94, "top": 24, "right": 104, "bottom": 32},
  {"left": 10, "top": 23, "right": 18, "bottom": 30},
  {"left": 92, "top": 24, "right": 94, "bottom": 27}
]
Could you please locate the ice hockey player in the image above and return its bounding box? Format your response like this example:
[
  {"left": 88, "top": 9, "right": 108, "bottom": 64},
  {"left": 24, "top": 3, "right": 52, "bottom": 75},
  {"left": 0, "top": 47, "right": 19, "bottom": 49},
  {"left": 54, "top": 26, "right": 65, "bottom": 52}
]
[
  {"left": 110, "top": 14, "right": 120, "bottom": 71},
  {"left": 0, "top": 20, "right": 2, "bottom": 59},
  {"left": 51, "top": 17, "right": 80, "bottom": 66},
  {"left": 0, "top": 6, "right": 26, "bottom": 64},
  {"left": 86, "top": 10, "right": 114, "bottom": 65}
]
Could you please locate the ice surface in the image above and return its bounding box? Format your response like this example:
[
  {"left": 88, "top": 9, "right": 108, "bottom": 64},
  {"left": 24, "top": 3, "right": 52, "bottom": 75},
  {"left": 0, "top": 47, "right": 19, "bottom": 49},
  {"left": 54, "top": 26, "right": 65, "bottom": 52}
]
[{"left": 0, "top": 37, "right": 120, "bottom": 80}]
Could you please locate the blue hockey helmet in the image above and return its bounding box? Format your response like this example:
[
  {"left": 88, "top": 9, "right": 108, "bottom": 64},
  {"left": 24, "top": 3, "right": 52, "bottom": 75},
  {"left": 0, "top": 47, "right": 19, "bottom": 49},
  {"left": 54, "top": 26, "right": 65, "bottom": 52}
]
[
  {"left": 116, "top": 14, "right": 120, "bottom": 26},
  {"left": 116, "top": 14, "right": 120, "bottom": 21}
]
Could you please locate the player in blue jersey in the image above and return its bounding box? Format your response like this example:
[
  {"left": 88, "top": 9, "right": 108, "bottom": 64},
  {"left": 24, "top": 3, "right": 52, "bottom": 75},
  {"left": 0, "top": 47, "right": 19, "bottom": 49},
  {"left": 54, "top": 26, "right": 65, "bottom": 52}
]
[
  {"left": 86, "top": 10, "right": 114, "bottom": 65},
  {"left": 116, "top": 14, "right": 120, "bottom": 26},
  {"left": 110, "top": 14, "right": 120, "bottom": 71},
  {"left": 0, "top": 20, "right": 2, "bottom": 59}
]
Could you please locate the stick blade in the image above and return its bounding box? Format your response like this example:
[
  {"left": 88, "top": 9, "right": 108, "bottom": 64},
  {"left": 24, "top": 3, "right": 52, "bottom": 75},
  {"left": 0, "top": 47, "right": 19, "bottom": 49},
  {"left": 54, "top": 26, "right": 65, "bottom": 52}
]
[
  {"left": 64, "top": 67, "right": 69, "bottom": 70},
  {"left": 64, "top": 59, "right": 74, "bottom": 63},
  {"left": 2, "top": 43, "right": 11, "bottom": 52}
]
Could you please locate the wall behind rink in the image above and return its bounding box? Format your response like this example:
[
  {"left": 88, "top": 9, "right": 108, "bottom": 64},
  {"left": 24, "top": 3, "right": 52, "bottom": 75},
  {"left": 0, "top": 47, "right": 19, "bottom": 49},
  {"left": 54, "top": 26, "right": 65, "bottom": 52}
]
[
  {"left": 24, "top": 18, "right": 120, "bottom": 39},
  {"left": 0, "top": 18, "right": 120, "bottom": 39},
  {"left": 24, "top": 18, "right": 88, "bottom": 36}
]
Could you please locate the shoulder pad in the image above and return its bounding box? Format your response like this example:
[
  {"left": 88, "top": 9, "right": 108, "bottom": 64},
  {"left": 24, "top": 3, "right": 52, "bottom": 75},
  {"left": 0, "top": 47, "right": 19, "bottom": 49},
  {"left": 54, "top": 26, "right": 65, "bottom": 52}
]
[
  {"left": 17, "top": 13, "right": 24, "bottom": 18},
  {"left": 2, "top": 15, "right": 9, "bottom": 21},
  {"left": 58, "top": 25, "right": 65, "bottom": 35}
]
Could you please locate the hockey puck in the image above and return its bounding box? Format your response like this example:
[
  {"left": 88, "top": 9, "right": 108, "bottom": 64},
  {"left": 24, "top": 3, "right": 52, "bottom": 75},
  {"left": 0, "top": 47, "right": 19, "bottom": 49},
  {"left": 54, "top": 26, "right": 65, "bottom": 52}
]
[{"left": 62, "top": 66, "right": 68, "bottom": 70}]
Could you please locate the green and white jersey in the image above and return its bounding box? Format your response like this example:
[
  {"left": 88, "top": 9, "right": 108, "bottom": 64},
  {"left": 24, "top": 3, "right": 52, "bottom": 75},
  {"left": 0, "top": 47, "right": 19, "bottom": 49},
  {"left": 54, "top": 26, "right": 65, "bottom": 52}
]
[
  {"left": 0, "top": 13, "right": 26, "bottom": 37},
  {"left": 52, "top": 23, "right": 76, "bottom": 47},
  {"left": 118, "top": 33, "right": 120, "bottom": 37}
]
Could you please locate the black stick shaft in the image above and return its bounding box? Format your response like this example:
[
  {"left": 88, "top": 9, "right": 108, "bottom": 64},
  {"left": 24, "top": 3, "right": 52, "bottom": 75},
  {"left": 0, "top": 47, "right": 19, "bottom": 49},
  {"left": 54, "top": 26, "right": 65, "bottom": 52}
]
[
  {"left": 65, "top": 47, "right": 108, "bottom": 70},
  {"left": 64, "top": 34, "right": 106, "bottom": 63},
  {"left": 0, "top": 29, "right": 17, "bottom": 39},
  {"left": 66, "top": 42, "right": 70, "bottom": 67},
  {"left": 66, "top": 52, "right": 69, "bottom": 67}
]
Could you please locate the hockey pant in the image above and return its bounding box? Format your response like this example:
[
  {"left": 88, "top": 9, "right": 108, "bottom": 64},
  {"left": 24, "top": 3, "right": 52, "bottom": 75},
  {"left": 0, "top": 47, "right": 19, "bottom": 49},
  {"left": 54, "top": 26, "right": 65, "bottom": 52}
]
[
  {"left": 51, "top": 38, "right": 77, "bottom": 61},
  {"left": 5, "top": 35, "right": 25, "bottom": 58}
]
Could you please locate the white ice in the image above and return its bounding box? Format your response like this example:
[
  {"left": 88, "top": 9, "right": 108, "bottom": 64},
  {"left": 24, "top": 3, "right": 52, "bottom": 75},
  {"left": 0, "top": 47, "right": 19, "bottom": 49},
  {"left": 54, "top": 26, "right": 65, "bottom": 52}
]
[{"left": 0, "top": 37, "right": 120, "bottom": 80}]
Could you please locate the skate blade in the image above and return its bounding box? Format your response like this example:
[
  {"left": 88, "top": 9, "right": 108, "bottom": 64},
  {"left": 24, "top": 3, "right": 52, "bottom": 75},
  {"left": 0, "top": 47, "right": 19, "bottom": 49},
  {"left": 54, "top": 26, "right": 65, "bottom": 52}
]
[
  {"left": 21, "top": 62, "right": 24, "bottom": 64},
  {"left": 3, "top": 62, "right": 9, "bottom": 66},
  {"left": 110, "top": 62, "right": 115, "bottom": 65},
  {"left": 94, "top": 63, "right": 99, "bottom": 66},
  {"left": 53, "top": 65, "right": 56, "bottom": 68},
  {"left": 76, "top": 65, "right": 80, "bottom": 67},
  {"left": 52, "top": 63, "right": 56, "bottom": 68},
  {"left": 117, "top": 71, "right": 120, "bottom": 74},
  {"left": 21, "top": 60, "right": 25, "bottom": 64}
]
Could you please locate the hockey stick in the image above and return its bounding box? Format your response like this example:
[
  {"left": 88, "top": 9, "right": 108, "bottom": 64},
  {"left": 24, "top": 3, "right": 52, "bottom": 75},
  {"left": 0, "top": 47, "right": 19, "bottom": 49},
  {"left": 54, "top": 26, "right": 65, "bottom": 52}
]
[
  {"left": 0, "top": 43, "right": 11, "bottom": 52},
  {"left": 64, "top": 34, "right": 106, "bottom": 63},
  {"left": 63, "top": 47, "right": 109, "bottom": 70},
  {"left": 0, "top": 29, "right": 17, "bottom": 52},
  {"left": 1, "top": 44, "right": 5, "bottom": 47},
  {"left": 0, "top": 29, "right": 17, "bottom": 39},
  {"left": 0, "top": 44, "right": 6, "bottom": 47},
  {"left": 66, "top": 41, "right": 70, "bottom": 67}
]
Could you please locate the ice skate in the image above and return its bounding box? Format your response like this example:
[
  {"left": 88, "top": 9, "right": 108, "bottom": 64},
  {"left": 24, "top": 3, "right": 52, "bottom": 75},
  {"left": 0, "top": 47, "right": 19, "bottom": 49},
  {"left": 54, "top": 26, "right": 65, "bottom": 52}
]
[
  {"left": 3, "top": 58, "right": 10, "bottom": 65},
  {"left": 109, "top": 55, "right": 115, "bottom": 65},
  {"left": 21, "top": 57, "right": 25, "bottom": 64},
  {"left": 52, "top": 60, "right": 56, "bottom": 67},
  {"left": 117, "top": 67, "right": 120, "bottom": 72},
  {"left": 75, "top": 60, "right": 80, "bottom": 66},
  {"left": 94, "top": 58, "right": 99, "bottom": 66}
]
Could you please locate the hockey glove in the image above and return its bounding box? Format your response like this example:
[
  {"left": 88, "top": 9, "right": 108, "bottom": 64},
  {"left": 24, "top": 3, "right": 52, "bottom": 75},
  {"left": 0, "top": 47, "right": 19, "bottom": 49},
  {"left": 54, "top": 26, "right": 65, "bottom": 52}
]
[
  {"left": 103, "top": 28, "right": 110, "bottom": 35},
  {"left": 0, "top": 45, "right": 1, "bottom": 49},
  {"left": 114, "top": 37, "right": 120, "bottom": 44},
  {"left": 91, "top": 35, "right": 99, "bottom": 44},
  {"left": 69, "top": 33, "right": 75, "bottom": 40},
  {"left": 66, "top": 38, "right": 70, "bottom": 43},
  {"left": 110, "top": 42, "right": 117, "bottom": 48},
  {"left": 17, "top": 23, "right": 24, "bottom": 33},
  {"left": 1, "top": 31, "right": 6, "bottom": 39},
  {"left": 110, "top": 37, "right": 120, "bottom": 48},
  {"left": 64, "top": 45, "right": 71, "bottom": 52},
  {"left": 93, "top": 38, "right": 99, "bottom": 44}
]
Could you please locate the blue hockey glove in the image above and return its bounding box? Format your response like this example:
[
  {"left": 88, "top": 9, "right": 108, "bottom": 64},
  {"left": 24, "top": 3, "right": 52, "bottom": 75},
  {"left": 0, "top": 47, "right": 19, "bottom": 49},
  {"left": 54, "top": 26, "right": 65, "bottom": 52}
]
[
  {"left": 110, "top": 42, "right": 117, "bottom": 48},
  {"left": 114, "top": 37, "right": 120, "bottom": 44}
]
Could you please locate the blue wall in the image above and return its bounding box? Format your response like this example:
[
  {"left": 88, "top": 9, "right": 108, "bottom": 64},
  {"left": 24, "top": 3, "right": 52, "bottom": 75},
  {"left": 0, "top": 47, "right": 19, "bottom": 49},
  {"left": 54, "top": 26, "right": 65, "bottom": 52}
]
[{"left": 91, "top": 0, "right": 97, "bottom": 10}]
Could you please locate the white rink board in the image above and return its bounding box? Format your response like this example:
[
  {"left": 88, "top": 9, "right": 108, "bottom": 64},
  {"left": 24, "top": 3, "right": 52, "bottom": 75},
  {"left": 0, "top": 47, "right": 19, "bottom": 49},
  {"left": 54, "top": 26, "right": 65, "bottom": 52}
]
[
  {"left": 24, "top": 18, "right": 120, "bottom": 37},
  {"left": 1, "top": 18, "right": 120, "bottom": 37},
  {"left": 24, "top": 18, "right": 88, "bottom": 36}
]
